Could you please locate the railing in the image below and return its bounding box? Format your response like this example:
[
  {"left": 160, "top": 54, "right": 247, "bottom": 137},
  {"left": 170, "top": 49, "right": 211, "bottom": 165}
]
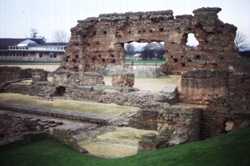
[{"left": 0, "top": 56, "right": 60, "bottom": 62}]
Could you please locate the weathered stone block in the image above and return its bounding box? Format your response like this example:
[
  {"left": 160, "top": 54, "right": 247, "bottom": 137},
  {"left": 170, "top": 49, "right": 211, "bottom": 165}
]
[
  {"left": 0, "top": 67, "right": 32, "bottom": 83},
  {"left": 53, "top": 71, "right": 104, "bottom": 86},
  {"left": 112, "top": 72, "right": 134, "bottom": 87},
  {"left": 31, "top": 69, "right": 48, "bottom": 83}
]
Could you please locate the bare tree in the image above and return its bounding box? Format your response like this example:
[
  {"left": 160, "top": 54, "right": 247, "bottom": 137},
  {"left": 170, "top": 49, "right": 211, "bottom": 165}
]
[
  {"left": 234, "top": 31, "right": 249, "bottom": 51},
  {"left": 52, "top": 30, "right": 70, "bottom": 43},
  {"left": 124, "top": 43, "right": 135, "bottom": 55},
  {"left": 29, "top": 28, "right": 46, "bottom": 41},
  {"left": 30, "top": 28, "right": 38, "bottom": 38}
]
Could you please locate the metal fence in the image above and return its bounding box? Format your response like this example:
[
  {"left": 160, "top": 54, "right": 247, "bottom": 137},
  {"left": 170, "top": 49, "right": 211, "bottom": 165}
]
[{"left": 0, "top": 56, "right": 60, "bottom": 62}]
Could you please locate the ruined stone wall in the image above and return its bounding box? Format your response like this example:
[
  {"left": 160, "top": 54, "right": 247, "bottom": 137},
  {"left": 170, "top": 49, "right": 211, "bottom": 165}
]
[
  {"left": 0, "top": 113, "right": 49, "bottom": 149},
  {"left": 31, "top": 69, "right": 48, "bottom": 83},
  {"left": 112, "top": 72, "right": 134, "bottom": 87},
  {"left": 58, "top": 7, "right": 243, "bottom": 74},
  {"left": 178, "top": 68, "right": 250, "bottom": 138},
  {"left": 64, "top": 86, "right": 177, "bottom": 107},
  {"left": 178, "top": 68, "right": 250, "bottom": 109},
  {"left": 129, "top": 103, "right": 202, "bottom": 144},
  {"left": 53, "top": 71, "right": 104, "bottom": 86},
  {"left": 178, "top": 69, "right": 230, "bottom": 105},
  {"left": 0, "top": 66, "right": 32, "bottom": 83},
  {"left": 3, "top": 82, "right": 54, "bottom": 100}
]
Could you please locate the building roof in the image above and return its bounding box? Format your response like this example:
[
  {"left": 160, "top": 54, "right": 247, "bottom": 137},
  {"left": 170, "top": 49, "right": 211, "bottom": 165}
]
[
  {"left": 145, "top": 42, "right": 164, "bottom": 51},
  {"left": 41, "top": 42, "right": 68, "bottom": 46},
  {"left": 0, "top": 38, "right": 45, "bottom": 49},
  {"left": 17, "top": 39, "right": 39, "bottom": 47}
]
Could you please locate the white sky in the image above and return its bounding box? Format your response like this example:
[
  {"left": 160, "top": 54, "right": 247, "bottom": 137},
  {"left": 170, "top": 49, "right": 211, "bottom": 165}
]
[{"left": 0, "top": 0, "right": 249, "bottom": 45}]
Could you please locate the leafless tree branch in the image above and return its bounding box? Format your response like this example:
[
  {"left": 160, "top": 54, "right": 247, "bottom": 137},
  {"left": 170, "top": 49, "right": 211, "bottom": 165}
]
[{"left": 52, "top": 30, "right": 70, "bottom": 43}]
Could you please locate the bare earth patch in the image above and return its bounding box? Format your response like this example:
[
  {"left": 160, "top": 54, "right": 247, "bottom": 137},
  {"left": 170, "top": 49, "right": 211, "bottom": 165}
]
[
  {"left": 104, "top": 75, "right": 180, "bottom": 92},
  {"left": 78, "top": 127, "right": 159, "bottom": 158},
  {"left": 4, "top": 64, "right": 180, "bottom": 92},
  {"left": 1, "top": 64, "right": 60, "bottom": 72}
]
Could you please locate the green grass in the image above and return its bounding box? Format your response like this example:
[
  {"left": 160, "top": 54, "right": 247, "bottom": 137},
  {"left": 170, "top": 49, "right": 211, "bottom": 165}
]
[
  {"left": 0, "top": 93, "right": 137, "bottom": 116},
  {"left": 1, "top": 127, "right": 250, "bottom": 166},
  {"left": 242, "top": 56, "right": 250, "bottom": 63}
]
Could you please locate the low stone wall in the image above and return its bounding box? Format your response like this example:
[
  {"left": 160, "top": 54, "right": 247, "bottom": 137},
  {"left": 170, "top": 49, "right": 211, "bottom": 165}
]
[
  {"left": 0, "top": 102, "right": 112, "bottom": 125},
  {"left": 0, "top": 111, "right": 87, "bottom": 152},
  {"left": 53, "top": 70, "right": 104, "bottom": 86},
  {"left": 64, "top": 86, "right": 177, "bottom": 107},
  {"left": 129, "top": 102, "right": 202, "bottom": 145},
  {"left": 3, "top": 80, "right": 177, "bottom": 107},
  {"left": 0, "top": 66, "right": 32, "bottom": 83},
  {"left": 201, "top": 97, "right": 250, "bottom": 139},
  {"left": 31, "top": 69, "right": 48, "bottom": 83},
  {"left": 0, "top": 113, "right": 50, "bottom": 149},
  {"left": 3, "top": 82, "right": 54, "bottom": 100},
  {"left": 52, "top": 128, "right": 87, "bottom": 153},
  {"left": 95, "top": 65, "right": 161, "bottom": 77}
]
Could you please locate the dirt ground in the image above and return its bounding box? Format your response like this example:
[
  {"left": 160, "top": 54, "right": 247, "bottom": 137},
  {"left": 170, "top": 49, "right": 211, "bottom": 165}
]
[
  {"left": 104, "top": 75, "right": 179, "bottom": 92},
  {"left": 1, "top": 64, "right": 60, "bottom": 72},
  {"left": 78, "top": 127, "right": 159, "bottom": 158},
  {"left": 3, "top": 64, "right": 180, "bottom": 92}
]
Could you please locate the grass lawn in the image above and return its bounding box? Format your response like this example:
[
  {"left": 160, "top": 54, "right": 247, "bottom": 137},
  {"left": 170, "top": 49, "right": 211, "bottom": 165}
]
[
  {"left": 0, "top": 93, "right": 137, "bottom": 116},
  {"left": 242, "top": 56, "right": 250, "bottom": 63},
  {"left": 1, "top": 127, "right": 250, "bottom": 166}
]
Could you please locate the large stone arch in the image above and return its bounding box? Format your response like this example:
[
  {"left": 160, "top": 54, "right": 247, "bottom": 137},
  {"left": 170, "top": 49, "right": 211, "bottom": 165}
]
[{"left": 58, "top": 7, "right": 242, "bottom": 74}]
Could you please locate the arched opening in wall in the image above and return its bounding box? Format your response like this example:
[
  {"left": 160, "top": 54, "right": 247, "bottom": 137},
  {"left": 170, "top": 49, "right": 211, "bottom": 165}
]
[
  {"left": 55, "top": 86, "right": 66, "bottom": 96},
  {"left": 225, "top": 120, "right": 234, "bottom": 132},
  {"left": 124, "top": 41, "right": 166, "bottom": 63},
  {"left": 186, "top": 33, "right": 199, "bottom": 47}
]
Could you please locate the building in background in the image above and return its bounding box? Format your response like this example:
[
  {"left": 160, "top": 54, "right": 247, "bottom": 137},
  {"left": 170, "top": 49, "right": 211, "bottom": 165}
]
[{"left": 0, "top": 38, "right": 67, "bottom": 62}]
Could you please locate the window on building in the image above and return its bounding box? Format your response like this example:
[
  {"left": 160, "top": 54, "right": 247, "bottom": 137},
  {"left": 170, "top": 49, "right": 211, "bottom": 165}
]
[
  {"left": 39, "top": 53, "right": 43, "bottom": 58},
  {"left": 50, "top": 52, "right": 57, "bottom": 58}
]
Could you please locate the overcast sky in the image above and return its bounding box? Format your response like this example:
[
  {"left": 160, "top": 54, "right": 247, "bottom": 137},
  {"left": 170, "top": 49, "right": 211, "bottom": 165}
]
[{"left": 0, "top": 0, "right": 249, "bottom": 45}]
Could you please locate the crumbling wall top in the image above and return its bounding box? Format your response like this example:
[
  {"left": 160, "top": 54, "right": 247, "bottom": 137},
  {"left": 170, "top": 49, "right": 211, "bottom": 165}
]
[
  {"left": 59, "top": 7, "right": 245, "bottom": 74},
  {"left": 193, "top": 7, "right": 222, "bottom": 14}
]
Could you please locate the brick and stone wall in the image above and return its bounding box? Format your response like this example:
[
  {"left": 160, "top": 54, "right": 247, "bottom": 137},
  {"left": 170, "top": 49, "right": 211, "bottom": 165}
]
[
  {"left": 3, "top": 82, "right": 54, "bottom": 100},
  {"left": 112, "top": 72, "right": 134, "bottom": 87},
  {"left": 31, "top": 69, "right": 48, "bottom": 83},
  {"left": 53, "top": 70, "right": 104, "bottom": 86},
  {"left": 178, "top": 68, "right": 250, "bottom": 110},
  {"left": 129, "top": 102, "right": 202, "bottom": 145},
  {"left": 178, "top": 69, "right": 230, "bottom": 105},
  {"left": 0, "top": 113, "right": 49, "bottom": 149},
  {"left": 178, "top": 68, "right": 250, "bottom": 139},
  {"left": 0, "top": 66, "right": 32, "bottom": 83},
  {"left": 57, "top": 7, "right": 243, "bottom": 75}
]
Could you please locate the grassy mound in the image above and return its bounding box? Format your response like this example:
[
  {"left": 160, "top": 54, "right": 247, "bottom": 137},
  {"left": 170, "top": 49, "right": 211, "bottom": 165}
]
[{"left": 1, "top": 127, "right": 250, "bottom": 166}]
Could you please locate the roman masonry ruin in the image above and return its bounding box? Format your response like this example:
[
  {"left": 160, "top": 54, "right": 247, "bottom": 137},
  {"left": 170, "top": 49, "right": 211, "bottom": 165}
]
[
  {"left": 1, "top": 7, "right": 250, "bottom": 155},
  {"left": 58, "top": 7, "right": 243, "bottom": 75}
]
